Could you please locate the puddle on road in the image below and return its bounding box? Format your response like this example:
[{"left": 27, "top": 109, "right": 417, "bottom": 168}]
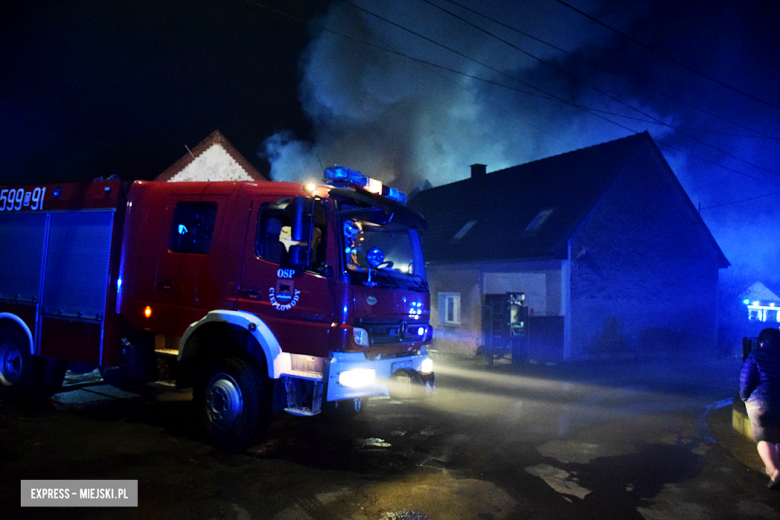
[
  {"left": 269, "top": 471, "right": 517, "bottom": 520},
  {"left": 537, "top": 438, "right": 635, "bottom": 464},
  {"left": 580, "top": 442, "right": 705, "bottom": 499},
  {"left": 527, "top": 441, "right": 705, "bottom": 511},
  {"left": 525, "top": 463, "right": 591, "bottom": 500},
  {"left": 381, "top": 511, "right": 432, "bottom": 520},
  {"left": 357, "top": 437, "right": 392, "bottom": 448}
]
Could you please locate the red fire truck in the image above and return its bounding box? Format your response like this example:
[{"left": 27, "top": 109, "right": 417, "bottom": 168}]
[{"left": 0, "top": 167, "right": 434, "bottom": 449}]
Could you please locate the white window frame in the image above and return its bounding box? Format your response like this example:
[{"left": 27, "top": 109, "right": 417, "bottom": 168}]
[{"left": 438, "top": 292, "right": 461, "bottom": 325}]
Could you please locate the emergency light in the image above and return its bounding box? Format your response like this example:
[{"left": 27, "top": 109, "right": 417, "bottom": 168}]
[
  {"left": 323, "top": 166, "right": 407, "bottom": 205},
  {"left": 324, "top": 166, "right": 368, "bottom": 187},
  {"left": 385, "top": 187, "right": 407, "bottom": 205}
]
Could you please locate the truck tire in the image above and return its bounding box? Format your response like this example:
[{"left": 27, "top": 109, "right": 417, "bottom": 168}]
[
  {"left": 195, "top": 357, "right": 270, "bottom": 451},
  {"left": 0, "top": 325, "right": 66, "bottom": 402}
]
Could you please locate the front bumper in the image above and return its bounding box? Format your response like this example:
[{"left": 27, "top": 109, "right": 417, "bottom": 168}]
[{"left": 325, "top": 347, "right": 435, "bottom": 402}]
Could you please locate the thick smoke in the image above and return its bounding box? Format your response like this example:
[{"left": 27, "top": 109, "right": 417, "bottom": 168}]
[
  {"left": 261, "top": 0, "right": 780, "bottom": 291},
  {"left": 261, "top": 0, "right": 648, "bottom": 191}
]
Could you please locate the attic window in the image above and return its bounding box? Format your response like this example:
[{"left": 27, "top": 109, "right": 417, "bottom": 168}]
[
  {"left": 453, "top": 220, "right": 478, "bottom": 240},
  {"left": 525, "top": 208, "right": 555, "bottom": 231}
]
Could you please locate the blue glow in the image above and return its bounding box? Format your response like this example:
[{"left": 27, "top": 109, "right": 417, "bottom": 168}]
[
  {"left": 417, "top": 326, "right": 425, "bottom": 336},
  {"left": 385, "top": 187, "right": 407, "bottom": 204},
  {"left": 324, "top": 166, "right": 407, "bottom": 205},
  {"left": 366, "top": 247, "right": 385, "bottom": 267},
  {"left": 324, "top": 166, "right": 368, "bottom": 187}
]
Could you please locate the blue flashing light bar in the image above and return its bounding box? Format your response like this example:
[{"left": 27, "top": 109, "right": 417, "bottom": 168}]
[
  {"left": 324, "top": 166, "right": 368, "bottom": 187},
  {"left": 323, "top": 166, "right": 408, "bottom": 205}
]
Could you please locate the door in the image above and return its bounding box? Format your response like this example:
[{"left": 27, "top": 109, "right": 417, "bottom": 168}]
[
  {"left": 152, "top": 196, "right": 226, "bottom": 333},
  {"left": 237, "top": 196, "right": 334, "bottom": 358}
]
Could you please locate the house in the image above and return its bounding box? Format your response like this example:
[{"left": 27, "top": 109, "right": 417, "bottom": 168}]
[
  {"left": 155, "top": 130, "right": 267, "bottom": 183},
  {"left": 408, "top": 132, "right": 729, "bottom": 361},
  {"left": 740, "top": 281, "right": 780, "bottom": 333}
]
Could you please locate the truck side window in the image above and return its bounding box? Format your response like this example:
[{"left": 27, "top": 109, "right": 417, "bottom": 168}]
[
  {"left": 256, "top": 200, "right": 326, "bottom": 271},
  {"left": 169, "top": 201, "right": 217, "bottom": 254},
  {"left": 258, "top": 216, "right": 286, "bottom": 264}
]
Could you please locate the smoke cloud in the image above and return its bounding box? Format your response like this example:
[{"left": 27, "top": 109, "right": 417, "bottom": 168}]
[
  {"left": 261, "top": 0, "right": 780, "bottom": 289},
  {"left": 261, "top": 0, "right": 648, "bottom": 190}
]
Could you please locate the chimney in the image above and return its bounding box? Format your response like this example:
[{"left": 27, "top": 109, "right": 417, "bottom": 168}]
[{"left": 470, "top": 164, "right": 487, "bottom": 179}]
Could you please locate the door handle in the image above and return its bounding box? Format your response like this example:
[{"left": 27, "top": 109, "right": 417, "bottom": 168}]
[
  {"left": 241, "top": 289, "right": 262, "bottom": 300},
  {"left": 156, "top": 280, "right": 174, "bottom": 291}
]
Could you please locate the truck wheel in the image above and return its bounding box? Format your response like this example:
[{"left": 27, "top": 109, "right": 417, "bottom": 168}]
[
  {"left": 195, "top": 357, "right": 270, "bottom": 451},
  {"left": 0, "top": 328, "right": 64, "bottom": 402}
]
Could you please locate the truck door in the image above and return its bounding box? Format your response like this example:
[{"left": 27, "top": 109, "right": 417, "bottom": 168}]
[
  {"left": 152, "top": 196, "right": 226, "bottom": 333},
  {"left": 237, "top": 196, "right": 334, "bottom": 358}
]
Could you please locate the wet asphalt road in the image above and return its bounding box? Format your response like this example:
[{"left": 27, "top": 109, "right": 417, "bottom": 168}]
[{"left": 2, "top": 353, "right": 780, "bottom": 520}]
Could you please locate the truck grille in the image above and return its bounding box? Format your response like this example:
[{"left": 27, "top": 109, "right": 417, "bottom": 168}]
[{"left": 358, "top": 320, "right": 429, "bottom": 345}]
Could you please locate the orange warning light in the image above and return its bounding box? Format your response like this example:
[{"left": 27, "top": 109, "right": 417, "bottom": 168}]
[{"left": 144, "top": 306, "right": 152, "bottom": 318}]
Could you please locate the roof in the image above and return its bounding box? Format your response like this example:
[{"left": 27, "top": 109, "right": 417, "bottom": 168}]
[
  {"left": 408, "top": 132, "right": 729, "bottom": 267},
  {"left": 740, "top": 281, "right": 780, "bottom": 303},
  {"left": 155, "top": 130, "right": 267, "bottom": 182}
]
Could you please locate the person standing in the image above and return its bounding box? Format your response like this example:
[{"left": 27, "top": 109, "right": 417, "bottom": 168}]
[{"left": 740, "top": 327, "right": 780, "bottom": 489}]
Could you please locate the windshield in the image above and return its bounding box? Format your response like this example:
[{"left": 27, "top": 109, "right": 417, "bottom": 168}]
[{"left": 342, "top": 219, "right": 427, "bottom": 290}]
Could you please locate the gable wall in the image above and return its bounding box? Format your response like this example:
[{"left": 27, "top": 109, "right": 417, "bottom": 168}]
[
  {"left": 568, "top": 143, "right": 721, "bottom": 358},
  {"left": 427, "top": 265, "right": 482, "bottom": 355},
  {"left": 427, "top": 260, "right": 563, "bottom": 357}
]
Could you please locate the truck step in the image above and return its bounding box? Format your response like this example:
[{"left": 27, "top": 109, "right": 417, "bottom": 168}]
[
  {"left": 151, "top": 380, "right": 177, "bottom": 388},
  {"left": 284, "top": 407, "right": 321, "bottom": 417},
  {"left": 284, "top": 369, "right": 323, "bottom": 381}
]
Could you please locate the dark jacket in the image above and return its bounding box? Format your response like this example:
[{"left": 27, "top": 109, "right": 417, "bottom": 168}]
[{"left": 740, "top": 346, "right": 780, "bottom": 403}]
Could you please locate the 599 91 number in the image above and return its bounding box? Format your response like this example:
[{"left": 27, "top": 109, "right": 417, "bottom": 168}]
[{"left": 0, "top": 187, "right": 46, "bottom": 212}]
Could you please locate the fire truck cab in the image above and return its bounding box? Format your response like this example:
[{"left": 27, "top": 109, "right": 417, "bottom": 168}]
[{"left": 0, "top": 168, "right": 434, "bottom": 450}]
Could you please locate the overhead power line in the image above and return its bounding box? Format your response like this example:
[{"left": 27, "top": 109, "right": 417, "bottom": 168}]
[
  {"left": 245, "top": 0, "right": 779, "bottom": 191},
  {"left": 324, "top": 0, "right": 666, "bottom": 127},
  {"left": 420, "top": 0, "right": 777, "bottom": 177},
  {"left": 552, "top": 0, "right": 780, "bottom": 113},
  {"left": 435, "top": 0, "right": 778, "bottom": 141},
  {"left": 699, "top": 188, "right": 780, "bottom": 210}
]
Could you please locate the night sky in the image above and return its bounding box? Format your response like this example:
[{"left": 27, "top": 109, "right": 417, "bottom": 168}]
[{"left": 3, "top": 1, "right": 780, "bottom": 300}]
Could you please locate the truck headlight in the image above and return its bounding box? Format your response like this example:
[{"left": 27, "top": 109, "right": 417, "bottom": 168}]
[
  {"left": 339, "top": 368, "right": 376, "bottom": 388},
  {"left": 420, "top": 358, "right": 433, "bottom": 374},
  {"left": 353, "top": 327, "right": 369, "bottom": 347}
]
